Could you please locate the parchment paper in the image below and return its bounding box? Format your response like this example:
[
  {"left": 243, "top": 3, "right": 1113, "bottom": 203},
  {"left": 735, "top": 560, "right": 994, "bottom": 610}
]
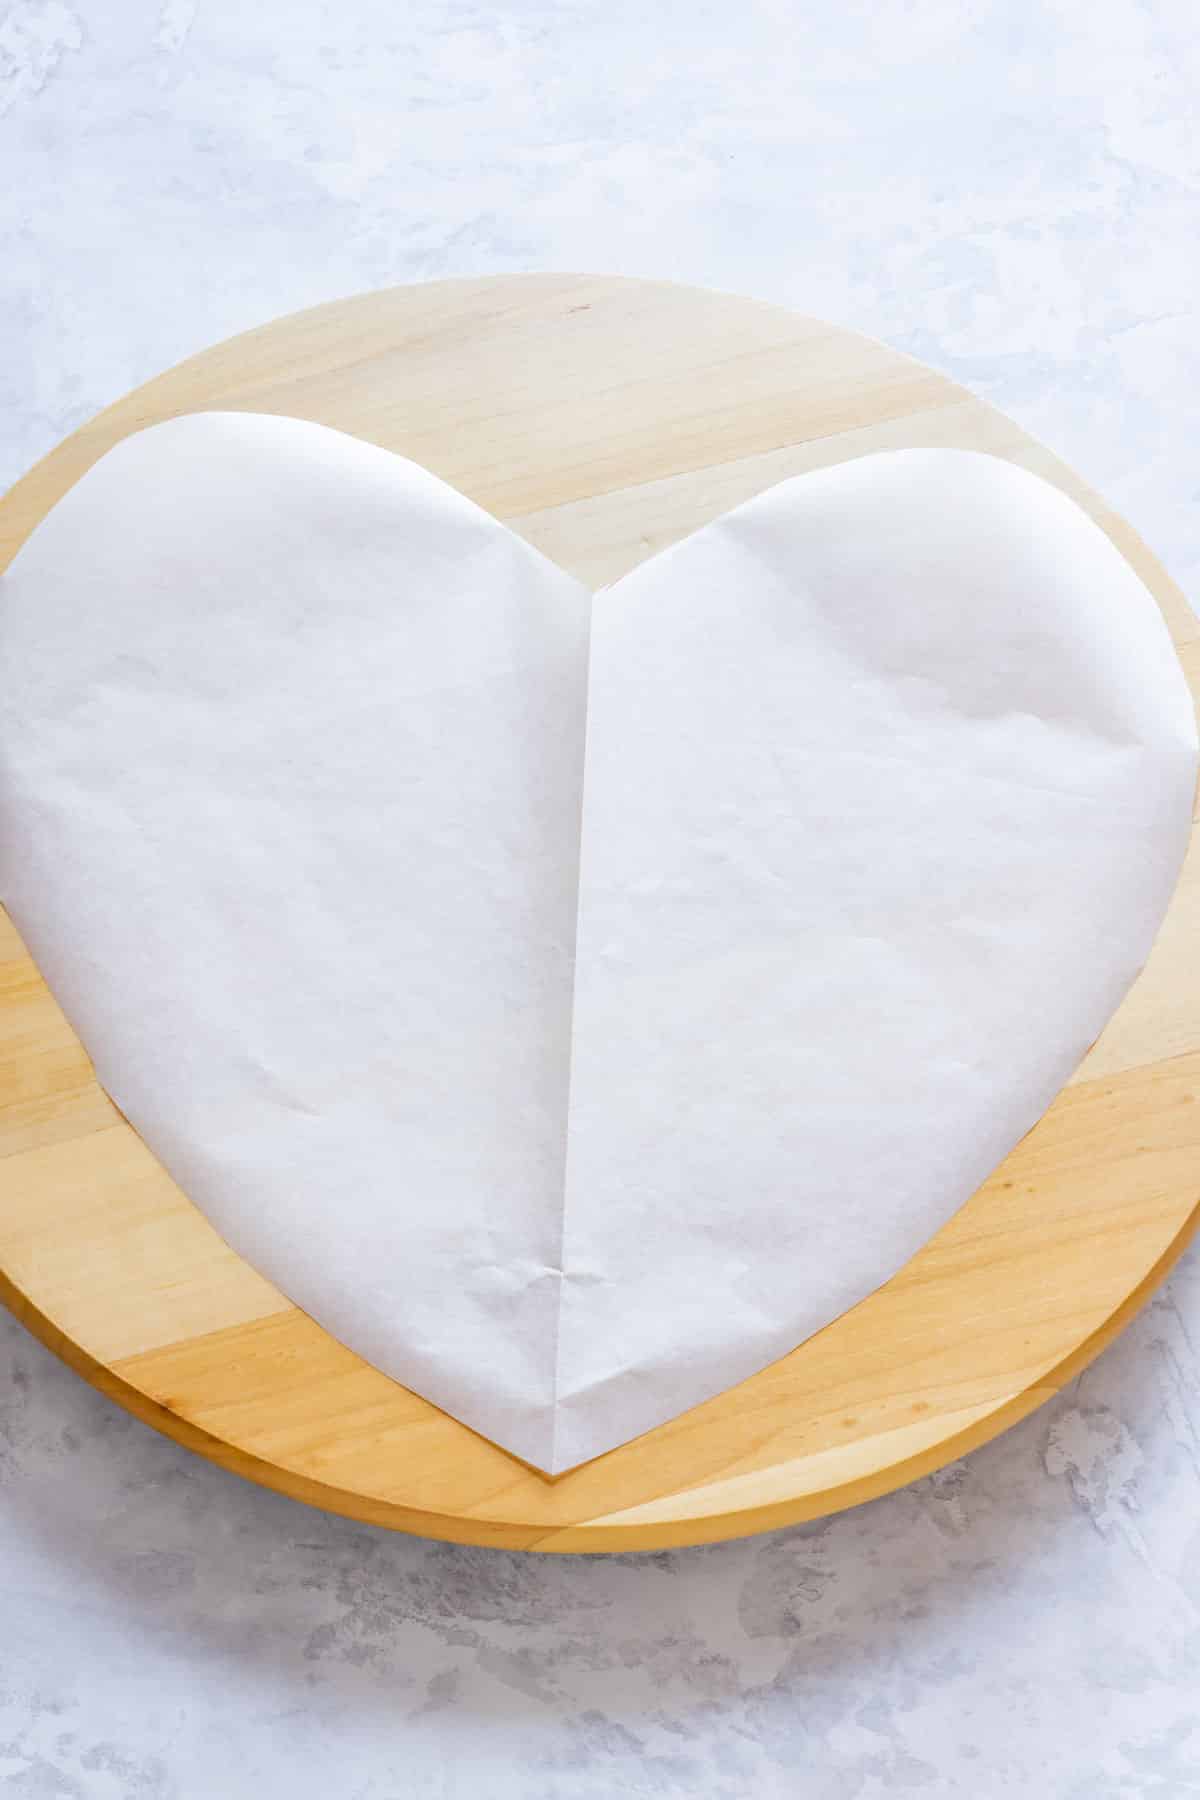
[{"left": 2, "top": 418, "right": 1194, "bottom": 1472}]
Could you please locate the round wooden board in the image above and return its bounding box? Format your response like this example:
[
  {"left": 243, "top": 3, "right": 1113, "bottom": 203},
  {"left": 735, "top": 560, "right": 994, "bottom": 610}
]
[{"left": 2, "top": 275, "right": 1199, "bottom": 1553}]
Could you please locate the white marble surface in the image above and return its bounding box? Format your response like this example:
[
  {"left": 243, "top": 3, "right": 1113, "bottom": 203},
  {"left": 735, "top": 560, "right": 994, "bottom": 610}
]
[{"left": 4, "top": 1, "right": 1200, "bottom": 1793}]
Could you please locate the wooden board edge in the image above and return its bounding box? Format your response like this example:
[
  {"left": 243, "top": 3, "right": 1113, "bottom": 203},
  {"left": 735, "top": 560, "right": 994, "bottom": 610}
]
[{"left": 6, "top": 1172, "right": 1197, "bottom": 1554}]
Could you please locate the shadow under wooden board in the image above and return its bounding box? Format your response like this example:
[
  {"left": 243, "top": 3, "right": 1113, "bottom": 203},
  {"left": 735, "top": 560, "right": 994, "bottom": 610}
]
[{"left": 2, "top": 273, "right": 1200, "bottom": 1552}]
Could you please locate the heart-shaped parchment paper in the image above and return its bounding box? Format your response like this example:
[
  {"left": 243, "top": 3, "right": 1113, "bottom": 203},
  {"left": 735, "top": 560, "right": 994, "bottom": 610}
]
[{"left": 2, "top": 413, "right": 1195, "bottom": 1473}]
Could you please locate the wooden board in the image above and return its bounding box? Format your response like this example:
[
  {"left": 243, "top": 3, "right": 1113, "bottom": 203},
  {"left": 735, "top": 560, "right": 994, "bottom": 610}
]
[{"left": 2, "top": 273, "right": 1199, "bottom": 1552}]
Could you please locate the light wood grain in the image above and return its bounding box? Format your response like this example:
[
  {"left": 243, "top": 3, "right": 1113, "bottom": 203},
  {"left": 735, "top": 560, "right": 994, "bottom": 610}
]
[{"left": 1, "top": 274, "right": 1197, "bottom": 1551}]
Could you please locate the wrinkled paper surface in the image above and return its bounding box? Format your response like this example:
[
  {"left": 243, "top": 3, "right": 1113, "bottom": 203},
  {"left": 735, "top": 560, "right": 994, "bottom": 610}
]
[{"left": 1, "top": 416, "right": 1195, "bottom": 1472}]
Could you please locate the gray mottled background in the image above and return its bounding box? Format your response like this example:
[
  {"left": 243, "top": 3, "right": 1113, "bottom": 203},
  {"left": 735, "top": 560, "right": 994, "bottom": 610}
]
[{"left": 4, "top": 3, "right": 1200, "bottom": 1794}]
